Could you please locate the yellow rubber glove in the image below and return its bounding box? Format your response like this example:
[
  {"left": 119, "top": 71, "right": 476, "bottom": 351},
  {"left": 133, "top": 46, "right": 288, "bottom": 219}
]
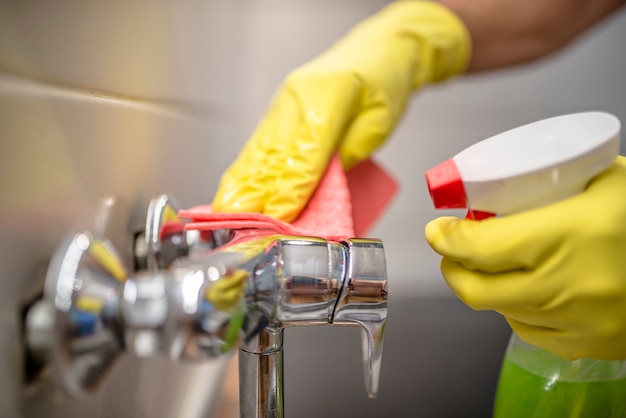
[
  {"left": 425, "top": 156, "right": 626, "bottom": 361},
  {"left": 213, "top": 1, "right": 471, "bottom": 222}
]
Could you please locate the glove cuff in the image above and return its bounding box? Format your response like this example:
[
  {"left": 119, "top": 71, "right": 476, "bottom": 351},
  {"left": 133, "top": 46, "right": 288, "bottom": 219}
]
[{"left": 376, "top": 1, "right": 472, "bottom": 87}]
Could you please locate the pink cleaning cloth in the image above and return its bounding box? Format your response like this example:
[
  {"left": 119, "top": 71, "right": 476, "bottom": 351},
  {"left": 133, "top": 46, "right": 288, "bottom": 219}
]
[
  {"left": 346, "top": 158, "right": 398, "bottom": 237},
  {"left": 179, "top": 156, "right": 398, "bottom": 241}
]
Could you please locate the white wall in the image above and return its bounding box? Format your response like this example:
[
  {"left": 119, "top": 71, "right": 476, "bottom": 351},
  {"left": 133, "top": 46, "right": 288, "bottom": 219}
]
[
  {"left": 205, "top": 2, "right": 626, "bottom": 296},
  {"left": 2, "top": 0, "right": 625, "bottom": 297},
  {"left": 375, "top": 7, "right": 626, "bottom": 295}
]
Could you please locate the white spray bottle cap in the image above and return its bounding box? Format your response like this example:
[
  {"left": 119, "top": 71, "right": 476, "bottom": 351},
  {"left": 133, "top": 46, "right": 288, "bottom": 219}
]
[{"left": 426, "top": 112, "right": 621, "bottom": 217}]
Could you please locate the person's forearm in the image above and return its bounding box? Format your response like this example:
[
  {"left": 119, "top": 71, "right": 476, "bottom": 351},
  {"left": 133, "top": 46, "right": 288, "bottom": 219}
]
[{"left": 438, "top": 0, "right": 625, "bottom": 72}]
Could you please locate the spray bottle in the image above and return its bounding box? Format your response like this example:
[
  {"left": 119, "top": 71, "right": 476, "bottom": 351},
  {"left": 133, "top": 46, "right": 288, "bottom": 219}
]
[{"left": 425, "top": 112, "right": 626, "bottom": 417}]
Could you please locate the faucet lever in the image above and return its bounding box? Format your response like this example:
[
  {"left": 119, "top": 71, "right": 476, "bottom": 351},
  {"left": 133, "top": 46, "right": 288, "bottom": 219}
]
[{"left": 333, "top": 239, "right": 388, "bottom": 398}]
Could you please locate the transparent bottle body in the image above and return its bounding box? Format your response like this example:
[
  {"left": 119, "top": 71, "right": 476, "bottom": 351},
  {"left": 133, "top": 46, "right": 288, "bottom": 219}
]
[{"left": 494, "top": 334, "right": 626, "bottom": 418}]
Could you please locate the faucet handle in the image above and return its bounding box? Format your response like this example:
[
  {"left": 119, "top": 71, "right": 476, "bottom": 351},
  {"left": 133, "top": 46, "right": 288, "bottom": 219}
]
[
  {"left": 138, "top": 194, "right": 227, "bottom": 270},
  {"left": 30, "top": 230, "right": 252, "bottom": 398},
  {"left": 333, "top": 239, "right": 388, "bottom": 398},
  {"left": 142, "top": 194, "right": 186, "bottom": 270},
  {"left": 29, "top": 231, "right": 128, "bottom": 397}
]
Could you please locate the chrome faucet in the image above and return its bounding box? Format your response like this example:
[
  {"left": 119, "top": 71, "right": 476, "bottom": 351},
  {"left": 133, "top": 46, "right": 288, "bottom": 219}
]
[{"left": 26, "top": 195, "right": 388, "bottom": 417}]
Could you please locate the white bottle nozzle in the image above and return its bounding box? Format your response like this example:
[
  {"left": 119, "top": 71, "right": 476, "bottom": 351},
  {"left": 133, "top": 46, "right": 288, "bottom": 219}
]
[{"left": 426, "top": 112, "right": 621, "bottom": 216}]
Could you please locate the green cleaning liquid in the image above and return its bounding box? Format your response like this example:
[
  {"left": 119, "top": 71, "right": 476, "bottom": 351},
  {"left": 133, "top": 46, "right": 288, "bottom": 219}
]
[{"left": 494, "top": 337, "right": 626, "bottom": 418}]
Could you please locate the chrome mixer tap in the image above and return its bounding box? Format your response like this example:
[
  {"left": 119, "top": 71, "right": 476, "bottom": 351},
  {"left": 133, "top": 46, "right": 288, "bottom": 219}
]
[{"left": 26, "top": 195, "right": 388, "bottom": 418}]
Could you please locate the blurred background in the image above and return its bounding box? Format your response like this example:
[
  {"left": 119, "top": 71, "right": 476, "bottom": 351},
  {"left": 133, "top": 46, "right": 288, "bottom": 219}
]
[{"left": 1, "top": 1, "right": 625, "bottom": 417}]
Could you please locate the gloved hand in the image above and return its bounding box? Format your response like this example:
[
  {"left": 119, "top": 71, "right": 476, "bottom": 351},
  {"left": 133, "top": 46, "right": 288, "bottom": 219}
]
[
  {"left": 425, "top": 156, "right": 626, "bottom": 361},
  {"left": 213, "top": 1, "right": 470, "bottom": 222}
]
